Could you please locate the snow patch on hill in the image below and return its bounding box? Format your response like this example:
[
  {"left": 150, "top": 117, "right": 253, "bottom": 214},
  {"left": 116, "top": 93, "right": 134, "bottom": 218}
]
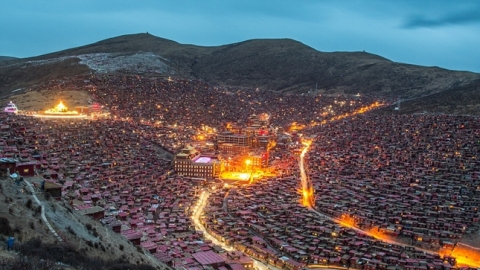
[
  {"left": 77, "top": 52, "right": 174, "bottom": 74},
  {"left": 14, "top": 52, "right": 174, "bottom": 75},
  {"left": 23, "top": 56, "right": 72, "bottom": 66}
]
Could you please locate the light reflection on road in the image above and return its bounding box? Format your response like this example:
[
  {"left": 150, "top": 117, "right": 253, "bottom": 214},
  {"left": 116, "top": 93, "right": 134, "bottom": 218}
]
[{"left": 191, "top": 190, "right": 273, "bottom": 270}]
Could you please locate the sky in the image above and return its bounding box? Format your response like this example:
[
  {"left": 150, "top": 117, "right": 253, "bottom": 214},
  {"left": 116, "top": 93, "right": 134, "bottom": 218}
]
[{"left": 1, "top": 0, "right": 480, "bottom": 72}]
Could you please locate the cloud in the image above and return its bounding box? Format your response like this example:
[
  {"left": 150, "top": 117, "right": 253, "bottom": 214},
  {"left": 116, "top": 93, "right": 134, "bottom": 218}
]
[{"left": 402, "top": 8, "right": 480, "bottom": 28}]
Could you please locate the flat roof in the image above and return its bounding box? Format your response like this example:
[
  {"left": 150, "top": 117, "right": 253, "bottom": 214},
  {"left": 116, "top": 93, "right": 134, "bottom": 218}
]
[
  {"left": 192, "top": 251, "right": 225, "bottom": 265},
  {"left": 194, "top": 157, "right": 212, "bottom": 163}
]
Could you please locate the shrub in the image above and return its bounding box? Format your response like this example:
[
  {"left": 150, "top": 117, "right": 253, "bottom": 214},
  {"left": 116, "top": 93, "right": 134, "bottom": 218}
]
[
  {"left": 26, "top": 199, "right": 32, "bottom": 209},
  {"left": 13, "top": 224, "right": 22, "bottom": 234},
  {"left": 13, "top": 240, "right": 158, "bottom": 270},
  {"left": 66, "top": 226, "right": 76, "bottom": 236},
  {"left": 0, "top": 217, "right": 13, "bottom": 235},
  {"left": 9, "top": 256, "right": 62, "bottom": 270}
]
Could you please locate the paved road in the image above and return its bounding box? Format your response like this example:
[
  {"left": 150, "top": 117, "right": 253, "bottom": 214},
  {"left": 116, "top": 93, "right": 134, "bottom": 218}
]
[{"left": 191, "top": 190, "right": 276, "bottom": 270}]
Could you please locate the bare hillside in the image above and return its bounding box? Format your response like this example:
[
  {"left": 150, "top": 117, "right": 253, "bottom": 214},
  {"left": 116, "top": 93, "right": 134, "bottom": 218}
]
[
  {"left": 0, "top": 176, "right": 168, "bottom": 269},
  {"left": 0, "top": 56, "right": 18, "bottom": 61},
  {"left": 377, "top": 78, "right": 480, "bottom": 115}
]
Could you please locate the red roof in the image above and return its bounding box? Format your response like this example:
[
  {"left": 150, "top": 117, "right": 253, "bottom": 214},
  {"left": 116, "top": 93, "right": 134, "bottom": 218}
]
[
  {"left": 192, "top": 251, "right": 225, "bottom": 266},
  {"left": 229, "top": 264, "right": 247, "bottom": 270},
  {"left": 17, "top": 161, "right": 40, "bottom": 166}
]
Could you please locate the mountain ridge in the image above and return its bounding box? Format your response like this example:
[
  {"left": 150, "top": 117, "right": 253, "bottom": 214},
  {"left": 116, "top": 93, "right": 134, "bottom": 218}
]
[
  {"left": 0, "top": 56, "right": 18, "bottom": 61},
  {"left": 1, "top": 33, "right": 479, "bottom": 114}
]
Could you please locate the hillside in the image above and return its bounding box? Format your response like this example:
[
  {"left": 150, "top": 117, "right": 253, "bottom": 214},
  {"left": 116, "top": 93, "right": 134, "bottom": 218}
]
[
  {"left": 0, "top": 56, "right": 18, "bottom": 61},
  {"left": 378, "top": 78, "right": 480, "bottom": 115},
  {"left": 0, "top": 176, "right": 167, "bottom": 269},
  {"left": 0, "top": 33, "right": 479, "bottom": 114}
]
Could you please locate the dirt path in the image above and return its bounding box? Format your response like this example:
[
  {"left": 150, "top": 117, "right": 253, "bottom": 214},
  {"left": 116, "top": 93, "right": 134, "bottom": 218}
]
[{"left": 23, "top": 180, "right": 63, "bottom": 243}]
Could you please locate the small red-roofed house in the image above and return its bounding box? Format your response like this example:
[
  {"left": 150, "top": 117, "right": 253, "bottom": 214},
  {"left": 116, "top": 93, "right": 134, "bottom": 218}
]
[
  {"left": 76, "top": 205, "right": 105, "bottom": 220},
  {"left": 140, "top": 241, "right": 157, "bottom": 253},
  {"left": 44, "top": 181, "right": 62, "bottom": 199},
  {"left": 121, "top": 230, "right": 142, "bottom": 246},
  {"left": 16, "top": 161, "right": 40, "bottom": 176},
  {"left": 229, "top": 264, "right": 247, "bottom": 270},
  {"left": 192, "top": 251, "right": 226, "bottom": 268}
]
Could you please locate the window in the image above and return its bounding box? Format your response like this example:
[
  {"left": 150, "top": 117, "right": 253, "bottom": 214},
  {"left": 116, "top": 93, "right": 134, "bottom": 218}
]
[{"left": 23, "top": 168, "right": 30, "bottom": 174}]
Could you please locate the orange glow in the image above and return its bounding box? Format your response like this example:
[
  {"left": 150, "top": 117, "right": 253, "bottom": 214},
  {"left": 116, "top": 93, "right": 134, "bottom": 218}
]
[
  {"left": 222, "top": 172, "right": 251, "bottom": 181},
  {"left": 290, "top": 122, "right": 306, "bottom": 132},
  {"left": 32, "top": 100, "right": 88, "bottom": 119},
  {"left": 220, "top": 170, "right": 274, "bottom": 182},
  {"left": 455, "top": 256, "right": 480, "bottom": 268},
  {"left": 338, "top": 214, "right": 356, "bottom": 228},
  {"left": 299, "top": 139, "right": 314, "bottom": 208},
  {"left": 299, "top": 185, "right": 315, "bottom": 208},
  {"left": 311, "top": 101, "right": 385, "bottom": 127},
  {"left": 364, "top": 227, "right": 392, "bottom": 242},
  {"left": 43, "top": 101, "right": 79, "bottom": 115},
  {"left": 439, "top": 244, "right": 480, "bottom": 268}
]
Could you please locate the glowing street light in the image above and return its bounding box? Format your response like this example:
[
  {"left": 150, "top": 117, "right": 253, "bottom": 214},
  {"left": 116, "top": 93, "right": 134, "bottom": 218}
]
[{"left": 245, "top": 159, "right": 252, "bottom": 172}]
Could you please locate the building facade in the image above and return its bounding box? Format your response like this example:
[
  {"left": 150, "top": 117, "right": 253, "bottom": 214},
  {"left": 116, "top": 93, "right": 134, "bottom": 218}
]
[
  {"left": 217, "top": 132, "right": 252, "bottom": 147},
  {"left": 174, "top": 146, "right": 222, "bottom": 179}
]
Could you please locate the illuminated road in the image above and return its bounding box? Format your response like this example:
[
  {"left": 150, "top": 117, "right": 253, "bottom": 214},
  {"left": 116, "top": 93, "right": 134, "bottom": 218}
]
[
  {"left": 298, "top": 139, "right": 480, "bottom": 268},
  {"left": 299, "top": 140, "right": 314, "bottom": 208},
  {"left": 191, "top": 190, "right": 275, "bottom": 270}
]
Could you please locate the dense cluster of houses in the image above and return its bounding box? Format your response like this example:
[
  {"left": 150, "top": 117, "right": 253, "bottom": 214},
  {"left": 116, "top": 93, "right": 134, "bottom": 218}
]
[
  {"left": 198, "top": 114, "right": 480, "bottom": 270},
  {"left": 25, "top": 74, "right": 378, "bottom": 130},
  {"left": 201, "top": 161, "right": 460, "bottom": 270},
  {"left": 0, "top": 112, "right": 256, "bottom": 269},
  {"left": 306, "top": 114, "right": 480, "bottom": 250},
  {"left": 0, "top": 74, "right": 478, "bottom": 269}
]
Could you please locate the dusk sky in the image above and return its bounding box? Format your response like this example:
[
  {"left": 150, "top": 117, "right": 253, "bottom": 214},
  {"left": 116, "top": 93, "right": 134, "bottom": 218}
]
[{"left": 1, "top": 0, "right": 480, "bottom": 72}]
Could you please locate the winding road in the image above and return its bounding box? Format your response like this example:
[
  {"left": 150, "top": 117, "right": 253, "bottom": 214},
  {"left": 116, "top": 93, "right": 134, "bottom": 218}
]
[
  {"left": 191, "top": 190, "right": 275, "bottom": 270},
  {"left": 297, "top": 139, "right": 480, "bottom": 268}
]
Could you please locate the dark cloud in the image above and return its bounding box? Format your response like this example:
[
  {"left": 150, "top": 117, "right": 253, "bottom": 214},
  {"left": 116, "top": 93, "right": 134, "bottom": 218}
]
[{"left": 402, "top": 9, "right": 480, "bottom": 28}]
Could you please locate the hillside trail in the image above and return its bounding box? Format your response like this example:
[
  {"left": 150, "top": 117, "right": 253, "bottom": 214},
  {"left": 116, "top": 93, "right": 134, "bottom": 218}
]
[{"left": 23, "top": 179, "right": 63, "bottom": 243}]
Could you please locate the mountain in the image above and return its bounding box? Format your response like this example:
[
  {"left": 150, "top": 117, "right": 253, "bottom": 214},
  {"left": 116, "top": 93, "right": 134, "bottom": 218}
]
[
  {"left": 377, "top": 78, "right": 480, "bottom": 115},
  {"left": 1, "top": 33, "right": 480, "bottom": 114},
  {"left": 0, "top": 56, "right": 18, "bottom": 61}
]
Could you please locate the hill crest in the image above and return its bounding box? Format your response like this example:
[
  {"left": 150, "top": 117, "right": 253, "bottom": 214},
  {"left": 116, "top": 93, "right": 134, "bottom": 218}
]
[{"left": 1, "top": 33, "right": 479, "bottom": 114}]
